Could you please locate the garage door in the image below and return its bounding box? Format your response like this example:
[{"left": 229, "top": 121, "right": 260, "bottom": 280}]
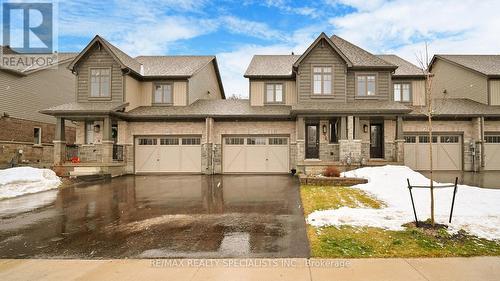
[
  {"left": 404, "top": 135, "right": 462, "bottom": 171},
  {"left": 484, "top": 134, "right": 500, "bottom": 170},
  {"left": 135, "top": 136, "right": 201, "bottom": 173},
  {"left": 223, "top": 136, "right": 289, "bottom": 173}
]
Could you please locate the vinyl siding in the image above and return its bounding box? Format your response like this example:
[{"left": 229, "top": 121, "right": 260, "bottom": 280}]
[
  {"left": 412, "top": 79, "right": 426, "bottom": 106},
  {"left": 431, "top": 59, "right": 488, "bottom": 104},
  {"left": 124, "top": 75, "right": 142, "bottom": 110},
  {"left": 346, "top": 71, "right": 391, "bottom": 101},
  {"left": 249, "top": 80, "right": 296, "bottom": 106},
  {"left": 0, "top": 61, "right": 75, "bottom": 124},
  {"left": 188, "top": 61, "right": 222, "bottom": 104},
  {"left": 75, "top": 44, "right": 124, "bottom": 103},
  {"left": 489, "top": 79, "right": 500, "bottom": 105},
  {"left": 297, "top": 40, "right": 347, "bottom": 102}
]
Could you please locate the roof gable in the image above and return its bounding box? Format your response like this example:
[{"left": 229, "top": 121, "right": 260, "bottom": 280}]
[
  {"left": 331, "top": 35, "right": 396, "bottom": 69},
  {"left": 293, "top": 33, "right": 352, "bottom": 68},
  {"left": 377, "top": 54, "right": 425, "bottom": 77},
  {"left": 430, "top": 55, "right": 500, "bottom": 77}
]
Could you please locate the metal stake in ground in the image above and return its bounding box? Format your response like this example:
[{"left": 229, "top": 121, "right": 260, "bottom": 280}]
[
  {"left": 449, "top": 177, "right": 459, "bottom": 223},
  {"left": 407, "top": 178, "right": 419, "bottom": 227}
]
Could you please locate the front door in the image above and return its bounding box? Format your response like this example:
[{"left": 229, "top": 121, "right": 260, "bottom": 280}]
[
  {"left": 306, "top": 124, "right": 319, "bottom": 159},
  {"left": 370, "top": 124, "right": 384, "bottom": 158}
]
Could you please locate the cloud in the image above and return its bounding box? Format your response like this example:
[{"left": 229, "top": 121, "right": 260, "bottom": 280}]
[{"left": 220, "top": 16, "right": 286, "bottom": 41}]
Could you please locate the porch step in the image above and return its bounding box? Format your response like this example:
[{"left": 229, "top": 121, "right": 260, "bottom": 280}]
[{"left": 70, "top": 166, "right": 103, "bottom": 177}]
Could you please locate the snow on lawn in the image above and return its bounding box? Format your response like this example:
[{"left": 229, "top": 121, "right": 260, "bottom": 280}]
[
  {"left": 0, "top": 167, "right": 61, "bottom": 199},
  {"left": 307, "top": 165, "right": 500, "bottom": 240}
]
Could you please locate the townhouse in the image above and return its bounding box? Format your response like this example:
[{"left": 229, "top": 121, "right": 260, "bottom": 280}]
[{"left": 41, "top": 34, "right": 500, "bottom": 176}]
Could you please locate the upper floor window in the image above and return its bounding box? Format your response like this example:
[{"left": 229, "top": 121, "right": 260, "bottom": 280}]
[
  {"left": 266, "top": 83, "right": 283, "bottom": 103},
  {"left": 394, "top": 82, "right": 411, "bottom": 102},
  {"left": 154, "top": 83, "right": 172, "bottom": 104},
  {"left": 313, "top": 66, "right": 332, "bottom": 95},
  {"left": 90, "top": 68, "right": 111, "bottom": 98},
  {"left": 357, "top": 74, "right": 376, "bottom": 96}
]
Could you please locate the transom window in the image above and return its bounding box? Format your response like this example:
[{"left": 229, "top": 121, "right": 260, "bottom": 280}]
[
  {"left": 90, "top": 68, "right": 111, "bottom": 98},
  {"left": 160, "top": 138, "right": 179, "bottom": 145},
  {"left": 138, "top": 138, "right": 157, "bottom": 145},
  {"left": 154, "top": 83, "right": 173, "bottom": 104},
  {"left": 266, "top": 83, "right": 283, "bottom": 103},
  {"left": 357, "top": 74, "right": 376, "bottom": 96},
  {"left": 313, "top": 66, "right": 332, "bottom": 95},
  {"left": 182, "top": 138, "right": 201, "bottom": 145},
  {"left": 394, "top": 82, "right": 411, "bottom": 102},
  {"left": 247, "top": 137, "right": 266, "bottom": 145},
  {"left": 485, "top": 135, "right": 500, "bottom": 143},
  {"left": 225, "top": 138, "right": 244, "bottom": 145},
  {"left": 441, "top": 136, "right": 459, "bottom": 143},
  {"left": 404, "top": 136, "right": 416, "bottom": 143},
  {"left": 419, "top": 135, "right": 438, "bottom": 143}
]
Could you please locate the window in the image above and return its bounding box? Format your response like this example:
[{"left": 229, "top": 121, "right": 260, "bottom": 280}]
[
  {"left": 266, "top": 83, "right": 284, "bottom": 103},
  {"left": 441, "top": 136, "right": 459, "bottom": 143},
  {"left": 247, "top": 137, "right": 266, "bottom": 145},
  {"left": 404, "top": 136, "right": 416, "bottom": 143},
  {"left": 182, "top": 138, "right": 201, "bottom": 145},
  {"left": 313, "top": 66, "right": 332, "bottom": 95},
  {"left": 85, "top": 122, "right": 94, "bottom": 144},
  {"left": 394, "top": 82, "right": 411, "bottom": 102},
  {"left": 269, "top": 138, "right": 288, "bottom": 145},
  {"left": 33, "top": 127, "right": 41, "bottom": 145},
  {"left": 329, "top": 119, "right": 339, "bottom": 143},
  {"left": 419, "top": 135, "right": 437, "bottom": 143},
  {"left": 357, "top": 74, "right": 376, "bottom": 96},
  {"left": 138, "top": 138, "right": 157, "bottom": 145},
  {"left": 153, "top": 84, "right": 173, "bottom": 104},
  {"left": 160, "top": 138, "right": 179, "bottom": 145},
  {"left": 485, "top": 135, "right": 500, "bottom": 143},
  {"left": 225, "top": 138, "right": 244, "bottom": 145},
  {"left": 90, "top": 68, "right": 110, "bottom": 98}
]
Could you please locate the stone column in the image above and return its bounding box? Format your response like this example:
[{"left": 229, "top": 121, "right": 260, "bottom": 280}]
[
  {"left": 101, "top": 116, "right": 114, "bottom": 163},
  {"left": 339, "top": 116, "right": 347, "bottom": 140},
  {"left": 53, "top": 117, "right": 66, "bottom": 165},
  {"left": 354, "top": 116, "right": 360, "bottom": 140},
  {"left": 396, "top": 116, "right": 404, "bottom": 140}
]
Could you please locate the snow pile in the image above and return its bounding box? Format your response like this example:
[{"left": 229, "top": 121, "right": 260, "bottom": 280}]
[
  {"left": 0, "top": 167, "right": 61, "bottom": 199},
  {"left": 307, "top": 165, "right": 500, "bottom": 240}
]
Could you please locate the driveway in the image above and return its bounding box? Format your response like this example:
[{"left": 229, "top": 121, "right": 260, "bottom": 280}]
[
  {"left": 420, "top": 171, "right": 500, "bottom": 189},
  {"left": 0, "top": 175, "right": 309, "bottom": 258}
]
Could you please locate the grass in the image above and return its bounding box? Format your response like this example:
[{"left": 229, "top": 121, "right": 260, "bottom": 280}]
[{"left": 301, "top": 185, "right": 500, "bottom": 258}]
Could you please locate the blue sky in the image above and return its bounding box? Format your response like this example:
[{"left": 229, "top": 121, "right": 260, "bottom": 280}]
[{"left": 51, "top": 0, "right": 500, "bottom": 96}]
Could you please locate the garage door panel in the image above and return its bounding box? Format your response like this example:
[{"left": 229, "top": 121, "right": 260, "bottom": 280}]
[
  {"left": 223, "top": 146, "right": 246, "bottom": 173},
  {"left": 180, "top": 146, "right": 202, "bottom": 172},
  {"left": 266, "top": 146, "right": 289, "bottom": 173},
  {"left": 404, "top": 135, "right": 461, "bottom": 171},
  {"left": 484, "top": 135, "right": 500, "bottom": 170},
  {"left": 158, "top": 146, "right": 182, "bottom": 172},
  {"left": 245, "top": 146, "right": 268, "bottom": 173}
]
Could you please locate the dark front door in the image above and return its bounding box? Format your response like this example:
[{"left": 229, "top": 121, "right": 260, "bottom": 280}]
[
  {"left": 370, "top": 124, "right": 384, "bottom": 158},
  {"left": 306, "top": 124, "right": 319, "bottom": 159}
]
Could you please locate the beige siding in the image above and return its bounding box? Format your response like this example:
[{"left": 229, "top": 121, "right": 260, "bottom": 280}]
[
  {"left": 173, "top": 81, "right": 188, "bottom": 106},
  {"left": 0, "top": 61, "right": 75, "bottom": 124},
  {"left": 489, "top": 79, "right": 500, "bottom": 105},
  {"left": 124, "top": 75, "right": 142, "bottom": 110},
  {"left": 412, "top": 79, "right": 426, "bottom": 106},
  {"left": 431, "top": 59, "right": 488, "bottom": 104},
  {"left": 124, "top": 80, "right": 187, "bottom": 111},
  {"left": 297, "top": 40, "right": 347, "bottom": 102},
  {"left": 75, "top": 44, "right": 124, "bottom": 103},
  {"left": 249, "top": 80, "right": 296, "bottom": 106},
  {"left": 188, "top": 61, "right": 222, "bottom": 104},
  {"left": 346, "top": 71, "right": 391, "bottom": 101}
]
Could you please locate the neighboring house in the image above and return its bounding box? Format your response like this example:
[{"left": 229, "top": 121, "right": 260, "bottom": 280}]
[
  {"left": 0, "top": 48, "right": 77, "bottom": 168},
  {"left": 41, "top": 34, "right": 500, "bottom": 176}
]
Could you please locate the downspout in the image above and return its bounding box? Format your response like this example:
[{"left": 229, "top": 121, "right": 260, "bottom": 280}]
[{"left": 480, "top": 116, "right": 485, "bottom": 171}]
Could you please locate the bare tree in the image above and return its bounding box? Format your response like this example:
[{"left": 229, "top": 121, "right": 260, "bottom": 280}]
[{"left": 416, "top": 42, "right": 436, "bottom": 226}]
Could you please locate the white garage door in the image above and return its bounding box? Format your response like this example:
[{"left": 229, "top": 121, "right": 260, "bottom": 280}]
[
  {"left": 404, "top": 135, "right": 462, "bottom": 171},
  {"left": 223, "top": 136, "right": 289, "bottom": 174},
  {"left": 135, "top": 136, "right": 201, "bottom": 173},
  {"left": 484, "top": 135, "right": 500, "bottom": 170}
]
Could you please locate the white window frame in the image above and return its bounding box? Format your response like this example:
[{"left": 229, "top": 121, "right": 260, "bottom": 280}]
[
  {"left": 265, "top": 83, "right": 284, "bottom": 104},
  {"left": 356, "top": 74, "right": 377, "bottom": 97},
  {"left": 33, "top": 127, "right": 41, "bottom": 145},
  {"left": 312, "top": 66, "right": 333, "bottom": 95},
  {"left": 89, "top": 68, "right": 111, "bottom": 98},
  {"left": 153, "top": 83, "right": 173, "bottom": 105},
  {"left": 394, "top": 82, "right": 411, "bottom": 102}
]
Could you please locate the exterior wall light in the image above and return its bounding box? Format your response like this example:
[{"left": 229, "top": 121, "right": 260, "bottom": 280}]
[
  {"left": 363, "top": 124, "right": 368, "bottom": 133},
  {"left": 322, "top": 124, "right": 327, "bottom": 134}
]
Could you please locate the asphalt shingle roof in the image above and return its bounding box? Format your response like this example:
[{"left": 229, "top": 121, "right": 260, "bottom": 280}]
[
  {"left": 291, "top": 100, "right": 411, "bottom": 114},
  {"left": 330, "top": 35, "right": 396, "bottom": 68},
  {"left": 123, "top": 99, "right": 292, "bottom": 119},
  {"left": 1, "top": 52, "right": 78, "bottom": 74},
  {"left": 435, "top": 55, "right": 500, "bottom": 76},
  {"left": 40, "top": 102, "right": 128, "bottom": 114},
  {"left": 244, "top": 55, "right": 300, "bottom": 77},
  {"left": 99, "top": 37, "right": 143, "bottom": 74},
  {"left": 135, "top": 56, "right": 215, "bottom": 77},
  {"left": 377, "top": 54, "right": 425, "bottom": 77},
  {"left": 409, "top": 99, "right": 500, "bottom": 117}
]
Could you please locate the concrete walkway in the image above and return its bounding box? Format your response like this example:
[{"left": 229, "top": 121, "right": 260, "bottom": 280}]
[{"left": 1, "top": 257, "right": 499, "bottom": 281}]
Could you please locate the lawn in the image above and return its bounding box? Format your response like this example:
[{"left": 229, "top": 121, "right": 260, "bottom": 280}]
[{"left": 301, "top": 185, "right": 500, "bottom": 258}]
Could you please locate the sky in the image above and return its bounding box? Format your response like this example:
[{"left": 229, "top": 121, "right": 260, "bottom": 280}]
[{"left": 50, "top": 0, "right": 500, "bottom": 97}]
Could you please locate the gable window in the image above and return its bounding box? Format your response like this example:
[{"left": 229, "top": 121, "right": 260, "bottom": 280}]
[
  {"left": 357, "top": 74, "right": 376, "bottom": 96},
  {"left": 313, "top": 66, "right": 332, "bottom": 95},
  {"left": 33, "top": 127, "right": 41, "bottom": 145},
  {"left": 266, "top": 83, "right": 284, "bottom": 103},
  {"left": 85, "top": 122, "right": 94, "bottom": 144},
  {"left": 154, "top": 83, "right": 173, "bottom": 104},
  {"left": 90, "top": 68, "right": 111, "bottom": 98},
  {"left": 329, "top": 119, "right": 339, "bottom": 143},
  {"left": 394, "top": 82, "right": 411, "bottom": 102}
]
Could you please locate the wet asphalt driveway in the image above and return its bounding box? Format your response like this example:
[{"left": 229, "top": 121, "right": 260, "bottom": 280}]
[{"left": 0, "top": 175, "right": 309, "bottom": 259}]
